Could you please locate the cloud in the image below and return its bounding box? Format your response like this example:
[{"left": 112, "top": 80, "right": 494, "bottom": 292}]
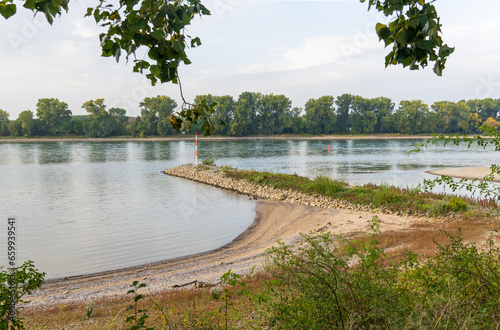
[
  {"left": 232, "top": 33, "right": 380, "bottom": 75},
  {"left": 68, "top": 19, "right": 100, "bottom": 39}
]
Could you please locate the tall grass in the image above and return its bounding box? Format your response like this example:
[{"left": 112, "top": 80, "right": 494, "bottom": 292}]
[{"left": 224, "top": 168, "right": 498, "bottom": 218}]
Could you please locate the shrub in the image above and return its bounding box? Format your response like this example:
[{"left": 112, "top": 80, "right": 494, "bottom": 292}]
[
  {"left": 202, "top": 157, "right": 215, "bottom": 166},
  {"left": 261, "top": 218, "right": 500, "bottom": 328},
  {"left": 0, "top": 261, "right": 45, "bottom": 329},
  {"left": 210, "top": 286, "right": 223, "bottom": 301},
  {"left": 449, "top": 196, "right": 468, "bottom": 212},
  {"left": 429, "top": 200, "right": 452, "bottom": 217}
]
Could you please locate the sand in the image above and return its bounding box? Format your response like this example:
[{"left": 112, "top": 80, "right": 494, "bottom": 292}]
[
  {"left": 25, "top": 200, "right": 426, "bottom": 310},
  {"left": 427, "top": 167, "right": 500, "bottom": 183}
]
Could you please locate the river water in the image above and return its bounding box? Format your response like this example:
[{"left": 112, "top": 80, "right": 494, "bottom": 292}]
[{"left": 0, "top": 139, "right": 497, "bottom": 278}]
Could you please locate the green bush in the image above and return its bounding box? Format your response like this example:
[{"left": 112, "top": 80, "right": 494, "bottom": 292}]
[
  {"left": 202, "top": 157, "right": 215, "bottom": 166},
  {"left": 449, "top": 196, "right": 468, "bottom": 212},
  {"left": 0, "top": 261, "right": 45, "bottom": 329},
  {"left": 261, "top": 218, "right": 500, "bottom": 328},
  {"left": 429, "top": 200, "right": 452, "bottom": 217}
]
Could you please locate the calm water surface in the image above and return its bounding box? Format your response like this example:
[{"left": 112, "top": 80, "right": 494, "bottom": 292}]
[{"left": 0, "top": 139, "right": 497, "bottom": 278}]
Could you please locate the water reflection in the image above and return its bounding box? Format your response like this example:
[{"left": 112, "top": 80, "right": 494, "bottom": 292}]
[
  {"left": 38, "top": 142, "right": 71, "bottom": 164},
  {"left": 86, "top": 142, "right": 128, "bottom": 163},
  {"left": 18, "top": 143, "right": 38, "bottom": 164}
]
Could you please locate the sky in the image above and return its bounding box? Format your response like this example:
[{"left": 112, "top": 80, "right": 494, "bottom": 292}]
[{"left": 1, "top": 0, "right": 500, "bottom": 120}]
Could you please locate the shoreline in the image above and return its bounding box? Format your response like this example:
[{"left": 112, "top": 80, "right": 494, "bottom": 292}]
[
  {"left": 26, "top": 165, "right": 429, "bottom": 309},
  {"left": 0, "top": 134, "right": 433, "bottom": 143},
  {"left": 27, "top": 199, "right": 427, "bottom": 310}
]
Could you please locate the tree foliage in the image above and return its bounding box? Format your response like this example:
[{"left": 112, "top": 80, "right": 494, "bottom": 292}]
[
  {"left": 139, "top": 95, "right": 177, "bottom": 136},
  {"left": 363, "top": 0, "right": 454, "bottom": 76},
  {"left": 82, "top": 99, "right": 127, "bottom": 137},
  {"left": 0, "top": 109, "right": 10, "bottom": 136},
  {"left": 36, "top": 98, "right": 72, "bottom": 135}
]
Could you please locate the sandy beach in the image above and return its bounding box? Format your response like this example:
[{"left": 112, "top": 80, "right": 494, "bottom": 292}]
[
  {"left": 26, "top": 199, "right": 427, "bottom": 310},
  {"left": 428, "top": 167, "right": 500, "bottom": 183}
]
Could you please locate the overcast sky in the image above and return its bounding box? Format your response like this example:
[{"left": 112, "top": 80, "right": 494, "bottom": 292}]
[{"left": 1, "top": 0, "right": 500, "bottom": 119}]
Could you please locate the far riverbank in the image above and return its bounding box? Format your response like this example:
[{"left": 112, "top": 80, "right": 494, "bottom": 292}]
[{"left": 0, "top": 134, "right": 434, "bottom": 143}]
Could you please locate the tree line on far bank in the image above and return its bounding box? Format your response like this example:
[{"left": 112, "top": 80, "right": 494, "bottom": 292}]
[{"left": 1, "top": 93, "right": 499, "bottom": 138}]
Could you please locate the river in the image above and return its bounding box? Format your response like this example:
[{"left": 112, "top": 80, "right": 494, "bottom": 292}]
[{"left": 0, "top": 139, "right": 496, "bottom": 278}]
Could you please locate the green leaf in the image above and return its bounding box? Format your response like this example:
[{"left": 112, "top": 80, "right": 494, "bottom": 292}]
[
  {"left": 0, "top": 3, "right": 16, "bottom": 19},
  {"left": 376, "top": 25, "right": 392, "bottom": 44},
  {"left": 416, "top": 40, "right": 436, "bottom": 51},
  {"left": 23, "top": 0, "right": 37, "bottom": 10},
  {"left": 433, "top": 60, "right": 444, "bottom": 76},
  {"left": 439, "top": 45, "right": 455, "bottom": 58},
  {"left": 395, "top": 28, "right": 412, "bottom": 45},
  {"left": 191, "top": 37, "right": 201, "bottom": 47},
  {"left": 172, "top": 40, "right": 183, "bottom": 52}
]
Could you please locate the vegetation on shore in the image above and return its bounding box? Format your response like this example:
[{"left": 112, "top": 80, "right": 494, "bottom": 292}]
[
  {"left": 1, "top": 95, "right": 499, "bottom": 138},
  {"left": 224, "top": 167, "right": 498, "bottom": 219}
]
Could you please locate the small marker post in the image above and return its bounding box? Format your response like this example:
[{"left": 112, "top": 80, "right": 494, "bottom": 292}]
[
  {"left": 195, "top": 132, "right": 198, "bottom": 165},
  {"left": 328, "top": 145, "right": 330, "bottom": 152}
]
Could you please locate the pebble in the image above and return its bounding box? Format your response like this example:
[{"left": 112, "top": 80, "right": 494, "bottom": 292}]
[{"left": 163, "top": 164, "right": 390, "bottom": 214}]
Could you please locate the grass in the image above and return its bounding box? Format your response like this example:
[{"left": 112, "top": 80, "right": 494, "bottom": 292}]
[
  {"left": 224, "top": 168, "right": 499, "bottom": 219},
  {"left": 21, "top": 273, "right": 272, "bottom": 329}
]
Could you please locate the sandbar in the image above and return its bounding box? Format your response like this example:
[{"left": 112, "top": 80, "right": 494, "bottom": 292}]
[{"left": 427, "top": 167, "right": 500, "bottom": 183}]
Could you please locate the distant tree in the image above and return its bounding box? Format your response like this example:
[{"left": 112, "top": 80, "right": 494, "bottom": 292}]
[
  {"left": 466, "top": 99, "right": 500, "bottom": 122},
  {"left": 36, "top": 98, "right": 72, "bottom": 135},
  {"left": 449, "top": 101, "right": 471, "bottom": 134},
  {"left": 9, "top": 120, "right": 21, "bottom": 137},
  {"left": 81, "top": 99, "right": 116, "bottom": 137},
  {"left": 467, "top": 112, "right": 482, "bottom": 134},
  {"left": 68, "top": 116, "right": 84, "bottom": 135},
  {"left": 109, "top": 107, "right": 128, "bottom": 135},
  {"left": 304, "top": 96, "right": 336, "bottom": 135},
  {"left": 16, "top": 110, "right": 35, "bottom": 137},
  {"left": 128, "top": 116, "right": 146, "bottom": 137},
  {"left": 287, "top": 107, "right": 305, "bottom": 134},
  {"left": 230, "top": 92, "right": 261, "bottom": 136},
  {"left": 482, "top": 117, "right": 500, "bottom": 130},
  {"left": 259, "top": 94, "right": 293, "bottom": 135},
  {"left": 394, "top": 100, "right": 429, "bottom": 134},
  {"left": 371, "top": 97, "right": 394, "bottom": 133},
  {"left": 139, "top": 95, "right": 177, "bottom": 136},
  {"left": 0, "top": 109, "right": 10, "bottom": 136},
  {"left": 350, "top": 96, "right": 377, "bottom": 133},
  {"left": 335, "top": 94, "right": 353, "bottom": 134},
  {"left": 430, "top": 101, "right": 453, "bottom": 133}
]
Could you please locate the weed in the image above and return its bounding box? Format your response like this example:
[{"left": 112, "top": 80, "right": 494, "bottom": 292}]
[
  {"left": 124, "top": 281, "right": 152, "bottom": 330},
  {"left": 209, "top": 287, "right": 222, "bottom": 301},
  {"left": 449, "top": 196, "right": 468, "bottom": 212},
  {"left": 202, "top": 157, "right": 215, "bottom": 166},
  {"left": 84, "top": 299, "right": 95, "bottom": 319},
  {"left": 0, "top": 261, "right": 45, "bottom": 329}
]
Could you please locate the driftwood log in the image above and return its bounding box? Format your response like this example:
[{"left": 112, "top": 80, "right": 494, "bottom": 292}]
[
  {"left": 172, "top": 280, "right": 221, "bottom": 288},
  {"left": 316, "top": 221, "right": 331, "bottom": 232}
]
